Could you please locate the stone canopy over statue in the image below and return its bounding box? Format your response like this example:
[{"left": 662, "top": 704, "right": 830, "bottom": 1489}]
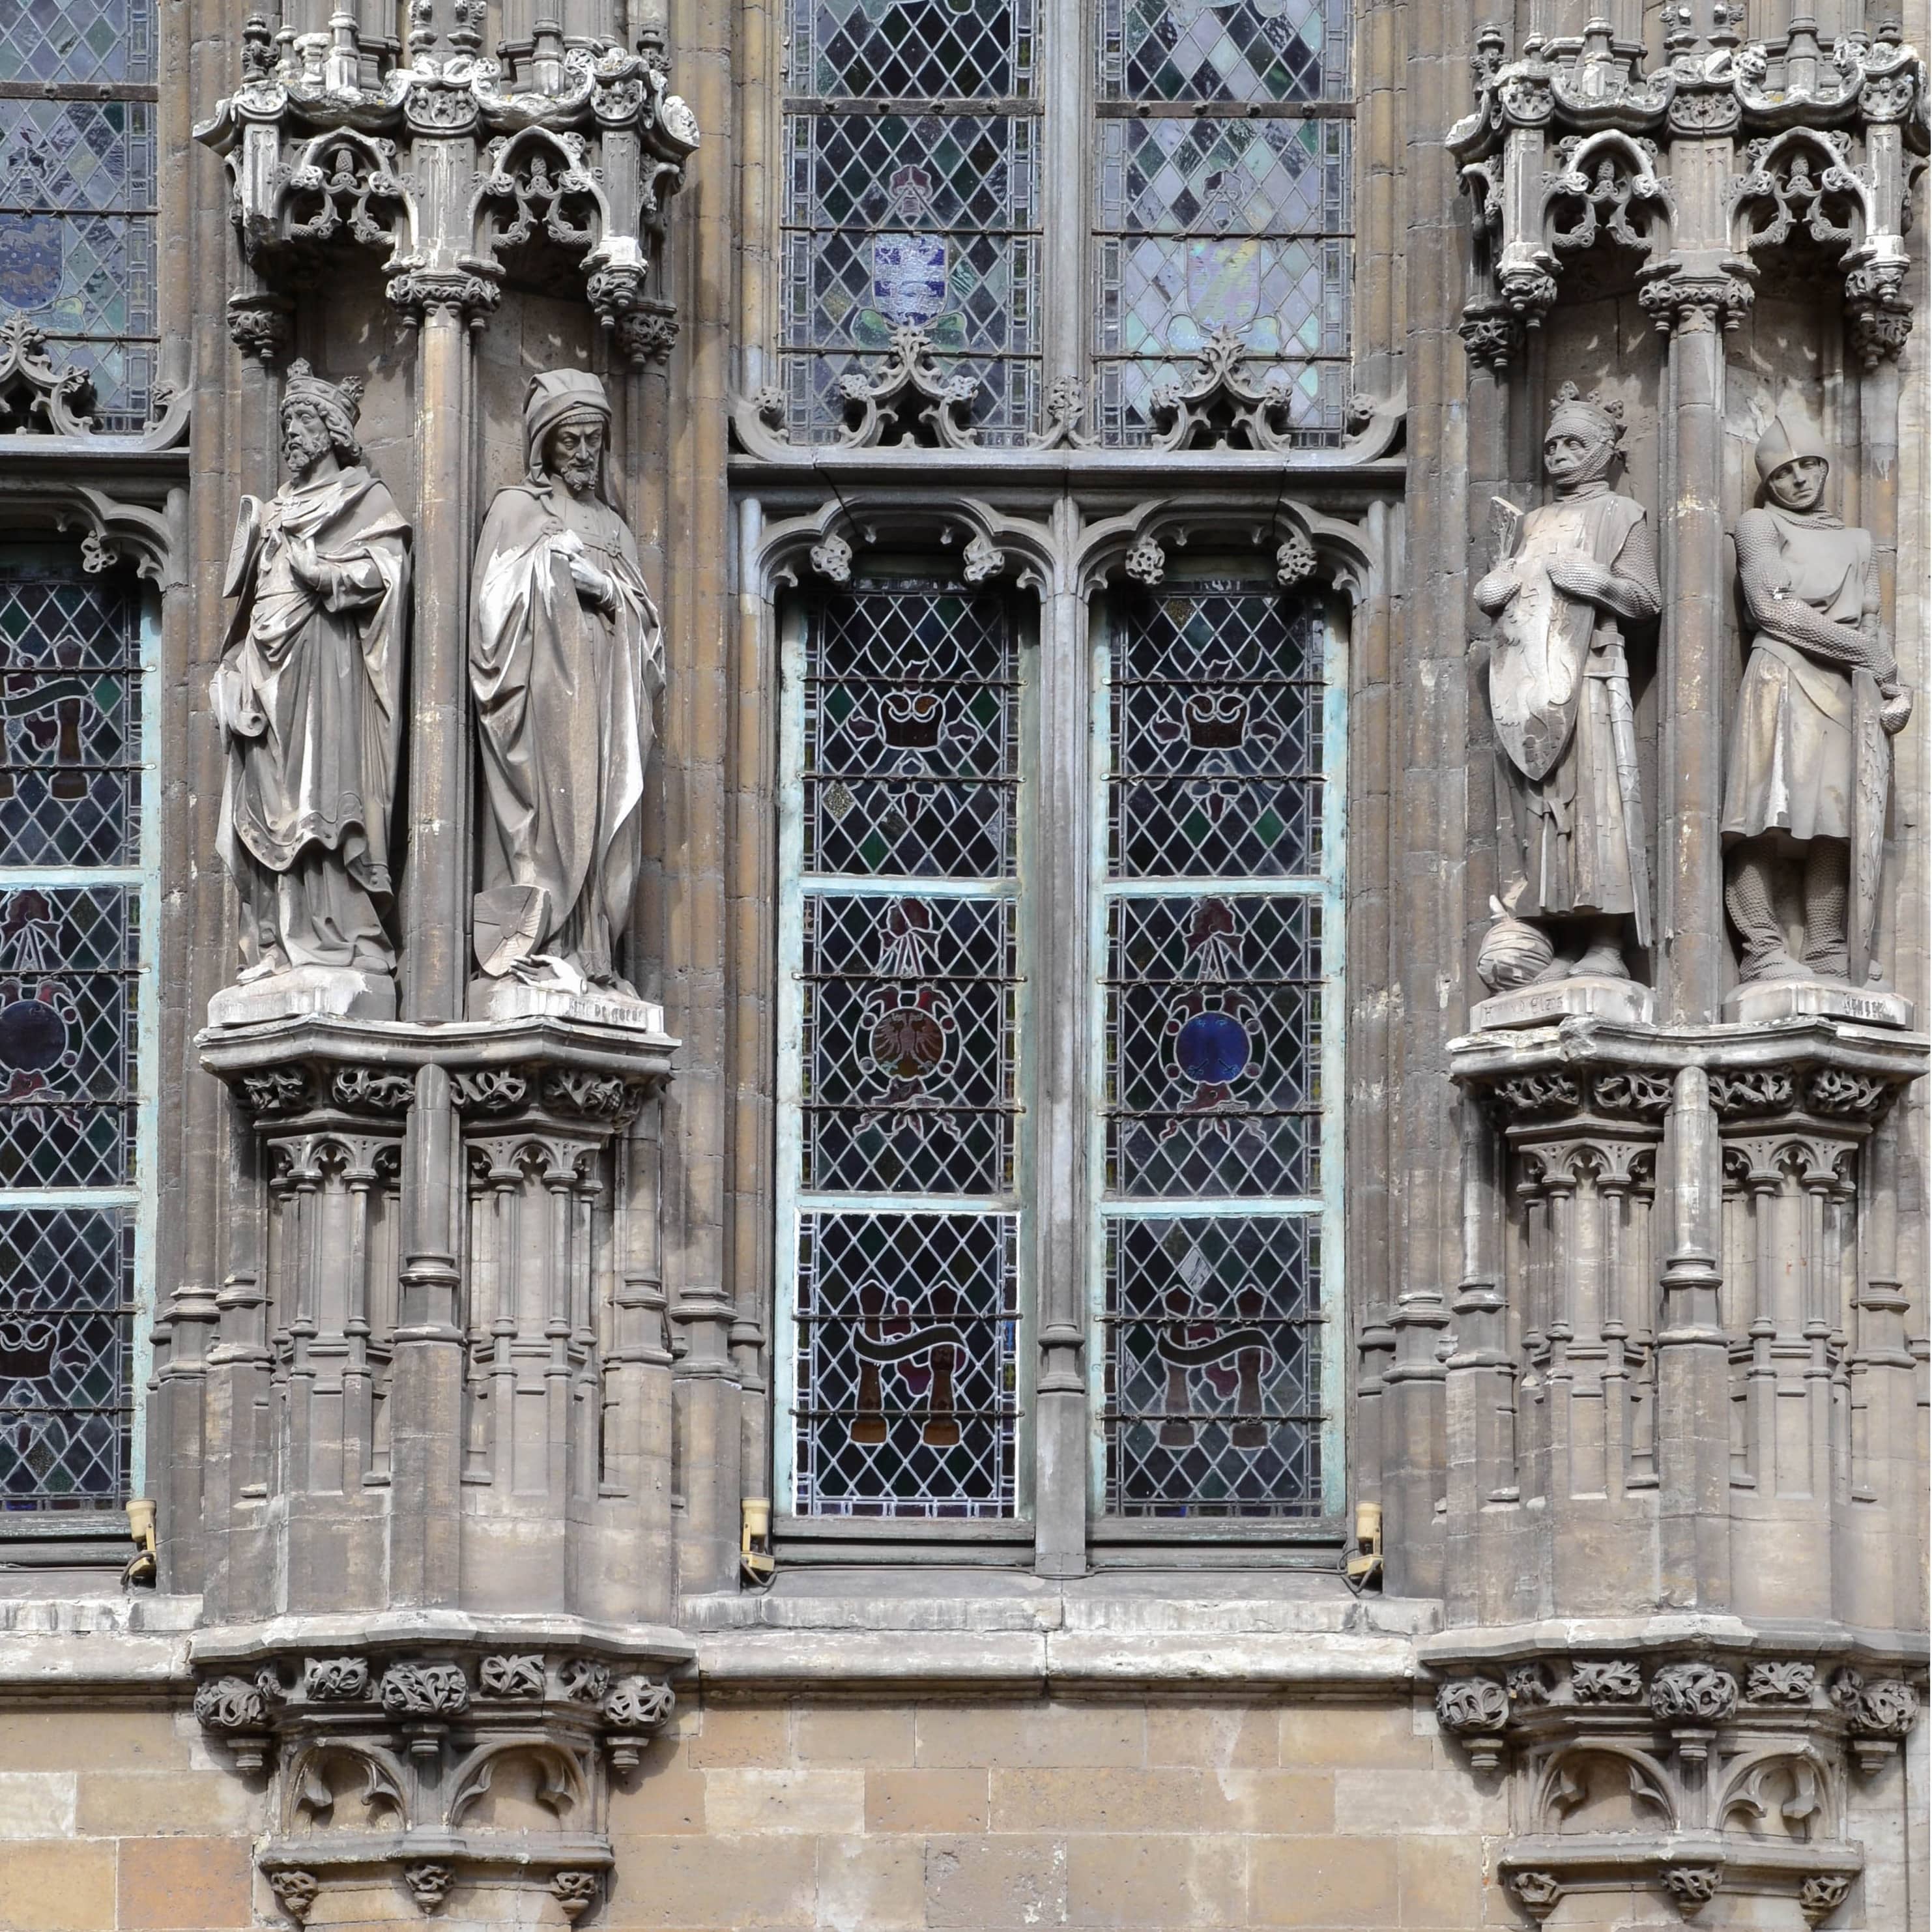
[
  {"left": 470, "top": 369, "right": 664, "bottom": 1022},
  {"left": 209, "top": 361, "right": 411, "bottom": 1024},
  {"left": 1473, "top": 384, "right": 1661, "bottom": 1005},
  {"left": 1723, "top": 412, "right": 1911, "bottom": 1011}
]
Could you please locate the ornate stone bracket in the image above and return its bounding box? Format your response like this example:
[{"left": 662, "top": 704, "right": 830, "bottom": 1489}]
[
  {"left": 1428, "top": 1636, "right": 1920, "bottom": 1927},
  {"left": 833, "top": 326, "right": 981, "bottom": 450},
  {"left": 191, "top": 1615, "right": 687, "bottom": 1924},
  {"left": 1146, "top": 327, "right": 1304, "bottom": 452},
  {"left": 194, "top": 24, "right": 700, "bottom": 362}
]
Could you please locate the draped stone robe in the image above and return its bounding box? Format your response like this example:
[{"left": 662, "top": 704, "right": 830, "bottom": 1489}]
[
  {"left": 213, "top": 465, "right": 411, "bottom": 974},
  {"left": 470, "top": 478, "right": 663, "bottom": 986}
]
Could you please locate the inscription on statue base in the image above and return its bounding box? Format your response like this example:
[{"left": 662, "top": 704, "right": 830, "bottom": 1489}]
[
  {"left": 1723, "top": 977, "right": 1916, "bottom": 1030},
  {"left": 469, "top": 976, "right": 668, "bottom": 1035},
  {"left": 208, "top": 965, "right": 398, "bottom": 1028},
  {"left": 1471, "top": 974, "right": 1656, "bottom": 1031}
]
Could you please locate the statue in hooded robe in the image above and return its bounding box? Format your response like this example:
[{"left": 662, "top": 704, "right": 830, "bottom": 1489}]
[
  {"left": 212, "top": 361, "right": 411, "bottom": 1012},
  {"left": 1723, "top": 412, "right": 1911, "bottom": 987},
  {"left": 470, "top": 369, "right": 663, "bottom": 1002},
  {"left": 1473, "top": 384, "right": 1660, "bottom": 987}
]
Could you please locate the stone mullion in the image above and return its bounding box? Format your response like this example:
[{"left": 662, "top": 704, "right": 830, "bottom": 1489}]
[
  {"left": 1656, "top": 1064, "right": 1731, "bottom": 1608},
  {"left": 1800, "top": 1160, "right": 1838, "bottom": 1509},
  {"left": 1446, "top": 1088, "right": 1515, "bottom": 1623},
  {"left": 341, "top": 1164, "right": 377, "bottom": 1492},
  {"left": 545, "top": 1157, "right": 579, "bottom": 1519},
  {"left": 1033, "top": 528, "right": 1089, "bottom": 1579}
]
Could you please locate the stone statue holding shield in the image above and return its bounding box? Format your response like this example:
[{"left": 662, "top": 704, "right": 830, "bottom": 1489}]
[
  {"left": 1473, "top": 384, "right": 1660, "bottom": 991},
  {"left": 1723, "top": 412, "right": 1910, "bottom": 991},
  {"left": 470, "top": 369, "right": 663, "bottom": 1011}
]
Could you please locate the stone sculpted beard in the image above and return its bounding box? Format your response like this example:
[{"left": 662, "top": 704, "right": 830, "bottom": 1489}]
[
  {"left": 282, "top": 411, "right": 330, "bottom": 481},
  {"left": 558, "top": 452, "right": 599, "bottom": 498}
]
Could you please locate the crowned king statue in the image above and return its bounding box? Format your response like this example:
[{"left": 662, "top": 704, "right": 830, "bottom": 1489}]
[{"left": 212, "top": 361, "right": 412, "bottom": 1017}]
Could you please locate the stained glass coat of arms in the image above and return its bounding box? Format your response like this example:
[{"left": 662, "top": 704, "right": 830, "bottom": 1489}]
[
  {"left": 780, "top": 584, "right": 1025, "bottom": 1518},
  {"left": 780, "top": 0, "right": 1040, "bottom": 442},
  {"left": 1093, "top": 584, "right": 1339, "bottom": 1518}
]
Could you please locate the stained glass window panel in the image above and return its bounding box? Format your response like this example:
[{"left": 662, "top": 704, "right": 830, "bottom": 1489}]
[
  {"left": 1091, "top": 0, "right": 1351, "bottom": 444},
  {"left": 0, "top": 1206, "right": 135, "bottom": 1507},
  {"left": 1104, "top": 894, "right": 1320, "bottom": 1198},
  {"left": 1095, "top": 582, "right": 1336, "bottom": 1520},
  {"left": 0, "top": 884, "right": 139, "bottom": 1189},
  {"left": 1109, "top": 586, "right": 1325, "bottom": 879},
  {"left": 1098, "top": 0, "right": 1348, "bottom": 104},
  {"left": 0, "top": 0, "right": 156, "bottom": 84},
  {"left": 0, "top": 566, "right": 143, "bottom": 865},
  {"left": 0, "top": 98, "right": 158, "bottom": 427},
  {"left": 1103, "top": 1215, "right": 1321, "bottom": 1515},
  {"left": 781, "top": 0, "right": 1041, "bottom": 444},
  {"left": 793, "top": 0, "right": 1035, "bottom": 100},
  {"left": 794, "top": 1209, "right": 1018, "bottom": 1516},
  {"left": 804, "top": 581, "right": 1018, "bottom": 878},
  {"left": 801, "top": 893, "right": 1019, "bottom": 1196}
]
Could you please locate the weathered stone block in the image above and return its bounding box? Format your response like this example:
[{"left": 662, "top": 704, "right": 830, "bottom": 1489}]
[
  {"left": 1144, "top": 1705, "right": 1278, "bottom": 1768},
  {"left": 704, "top": 1769, "right": 865, "bottom": 1834},
  {"left": 924, "top": 1834, "right": 1069, "bottom": 1929},
  {"left": 815, "top": 1834, "right": 926, "bottom": 1930},
  {"left": 793, "top": 1704, "right": 917, "bottom": 1766},
  {"left": 603, "top": 1833, "right": 818, "bottom": 1929},
  {"left": 1278, "top": 1704, "right": 1434, "bottom": 1770},
  {"left": 76, "top": 1770, "right": 253, "bottom": 1838},
  {"left": 0, "top": 1772, "right": 76, "bottom": 1839},
  {"left": 989, "top": 1767, "right": 1225, "bottom": 1834},
  {"left": 1064, "top": 1834, "right": 1245, "bottom": 1928},
  {"left": 917, "top": 1703, "right": 1145, "bottom": 1770},
  {"left": 1215, "top": 1770, "right": 1336, "bottom": 1836},
  {"left": 0, "top": 1840, "right": 116, "bottom": 1932},
  {"left": 865, "top": 1768, "right": 990, "bottom": 1834},
  {"left": 1335, "top": 1766, "right": 1497, "bottom": 1836},
  {"left": 689, "top": 1703, "right": 790, "bottom": 1767},
  {"left": 117, "top": 1835, "right": 255, "bottom": 1928},
  {"left": 1248, "top": 1835, "right": 1402, "bottom": 1927}
]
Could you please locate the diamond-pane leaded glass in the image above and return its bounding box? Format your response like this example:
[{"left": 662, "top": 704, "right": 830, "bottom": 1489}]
[
  {"left": 0, "top": 98, "right": 158, "bottom": 426},
  {"left": 784, "top": 583, "right": 1026, "bottom": 1521},
  {"left": 0, "top": 1205, "right": 134, "bottom": 1507},
  {"left": 1103, "top": 1215, "right": 1320, "bottom": 1515},
  {"left": 803, "top": 894, "right": 1018, "bottom": 1196},
  {"left": 0, "top": 565, "right": 143, "bottom": 865},
  {"left": 0, "top": 884, "right": 138, "bottom": 1187},
  {"left": 1091, "top": 0, "right": 1351, "bottom": 444},
  {"left": 793, "top": 0, "right": 1034, "bottom": 99},
  {"left": 0, "top": 0, "right": 155, "bottom": 84},
  {"left": 794, "top": 1209, "right": 1018, "bottom": 1516},
  {"left": 1098, "top": 0, "right": 1347, "bottom": 104},
  {"left": 1105, "top": 893, "right": 1320, "bottom": 1198},
  {"left": 1096, "top": 583, "right": 1334, "bottom": 1520},
  {"left": 805, "top": 582, "right": 1018, "bottom": 878},
  {"left": 1109, "top": 586, "right": 1324, "bottom": 878},
  {"left": 781, "top": 0, "right": 1041, "bottom": 444}
]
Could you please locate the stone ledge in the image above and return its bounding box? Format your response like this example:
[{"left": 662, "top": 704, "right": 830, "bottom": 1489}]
[
  {"left": 1419, "top": 1611, "right": 1931, "bottom": 1673},
  {"left": 190, "top": 1608, "right": 695, "bottom": 1671}
]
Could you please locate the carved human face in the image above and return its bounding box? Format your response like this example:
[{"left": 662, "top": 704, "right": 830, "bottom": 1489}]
[
  {"left": 281, "top": 400, "right": 332, "bottom": 480},
  {"left": 1542, "top": 424, "right": 1615, "bottom": 489},
  {"left": 1766, "top": 454, "right": 1828, "bottom": 513},
  {"left": 545, "top": 414, "right": 605, "bottom": 498}
]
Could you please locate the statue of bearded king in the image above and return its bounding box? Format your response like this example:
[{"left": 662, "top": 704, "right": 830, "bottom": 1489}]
[
  {"left": 1474, "top": 384, "right": 1660, "bottom": 988},
  {"left": 212, "top": 361, "right": 411, "bottom": 1016},
  {"left": 469, "top": 369, "right": 663, "bottom": 1005}
]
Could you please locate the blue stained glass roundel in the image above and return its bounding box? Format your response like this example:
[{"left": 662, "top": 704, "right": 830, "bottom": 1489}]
[
  {"left": 1175, "top": 1009, "right": 1249, "bottom": 1084},
  {"left": 0, "top": 998, "right": 69, "bottom": 1074}
]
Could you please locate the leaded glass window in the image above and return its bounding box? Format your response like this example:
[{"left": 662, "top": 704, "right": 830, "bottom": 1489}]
[
  {"left": 779, "top": 0, "right": 1040, "bottom": 444},
  {"left": 1093, "top": 0, "right": 1350, "bottom": 443},
  {"left": 1091, "top": 582, "right": 1342, "bottom": 1516},
  {"left": 0, "top": 0, "right": 159, "bottom": 427},
  {"left": 0, "top": 550, "right": 154, "bottom": 1510},
  {"left": 777, "top": 581, "right": 1026, "bottom": 1516}
]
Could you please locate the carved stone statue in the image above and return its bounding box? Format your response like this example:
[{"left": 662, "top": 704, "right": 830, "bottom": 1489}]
[
  {"left": 211, "top": 362, "right": 411, "bottom": 1020},
  {"left": 1723, "top": 413, "right": 1911, "bottom": 990},
  {"left": 1474, "top": 384, "right": 1660, "bottom": 989},
  {"left": 470, "top": 370, "right": 663, "bottom": 1009}
]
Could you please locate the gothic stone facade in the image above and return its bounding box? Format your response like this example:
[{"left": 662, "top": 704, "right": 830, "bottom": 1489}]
[{"left": 0, "top": 0, "right": 1925, "bottom": 1929}]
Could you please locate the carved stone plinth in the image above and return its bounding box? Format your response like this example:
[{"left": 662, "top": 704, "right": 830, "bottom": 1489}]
[
  {"left": 468, "top": 977, "right": 668, "bottom": 1034},
  {"left": 1722, "top": 977, "right": 1915, "bottom": 1030},
  {"left": 1471, "top": 975, "right": 1657, "bottom": 1032},
  {"left": 208, "top": 964, "right": 399, "bottom": 1027},
  {"left": 192, "top": 1612, "right": 686, "bottom": 1925},
  {"left": 1426, "top": 1631, "right": 1917, "bottom": 1928}
]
